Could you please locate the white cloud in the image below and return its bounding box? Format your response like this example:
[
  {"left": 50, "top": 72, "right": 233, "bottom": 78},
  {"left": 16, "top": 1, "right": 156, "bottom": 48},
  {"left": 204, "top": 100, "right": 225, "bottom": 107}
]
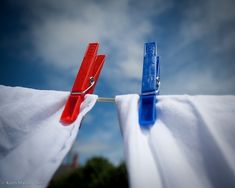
[
  {"left": 160, "top": 0, "right": 235, "bottom": 94},
  {"left": 16, "top": 0, "right": 172, "bottom": 93},
  {"left": 168, "top": 0, "right": 235, "bottom": 58},
  {"left": 8, "top": 0, "right": 235, "bottom": 95},
  {"left": 24, "top": 0, "right": 151, "bottom": 69},
  {"left": 73, "top": 127, "right": 123, "bottom": 165},
  {"left": 162, "top": 68, "right": 235, "bottom": 95},
  {"left": 75, "top": 141, "right": 109, "bottom": 154}
]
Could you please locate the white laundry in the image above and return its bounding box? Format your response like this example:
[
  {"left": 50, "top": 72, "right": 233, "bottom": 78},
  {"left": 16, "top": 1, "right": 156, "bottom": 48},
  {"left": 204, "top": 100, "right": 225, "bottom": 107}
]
[
  {"left": 0, "top": 85, "right": 97, "bottom": 188},
  {"left": 116, "top": 94, "right": 235, "bottom": 188}
]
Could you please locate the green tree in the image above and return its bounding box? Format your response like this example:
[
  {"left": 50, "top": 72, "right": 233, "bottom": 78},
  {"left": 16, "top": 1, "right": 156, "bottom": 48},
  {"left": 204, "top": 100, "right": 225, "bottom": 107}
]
[{"left": 48, "top": 156, "right": 129, "bottom": 188}]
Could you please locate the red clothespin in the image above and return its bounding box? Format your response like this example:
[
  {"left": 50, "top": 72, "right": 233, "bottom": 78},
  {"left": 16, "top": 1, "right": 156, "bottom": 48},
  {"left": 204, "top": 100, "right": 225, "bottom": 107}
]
[{"left": 60, "top": 43, "right": 105, "bottom": 125}]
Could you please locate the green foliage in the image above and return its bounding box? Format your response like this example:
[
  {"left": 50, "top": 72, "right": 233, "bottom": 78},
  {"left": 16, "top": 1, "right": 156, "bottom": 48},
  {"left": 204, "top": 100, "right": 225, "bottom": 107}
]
[{"left": 48, "top": 157, "right": 129, "bottom": 188}]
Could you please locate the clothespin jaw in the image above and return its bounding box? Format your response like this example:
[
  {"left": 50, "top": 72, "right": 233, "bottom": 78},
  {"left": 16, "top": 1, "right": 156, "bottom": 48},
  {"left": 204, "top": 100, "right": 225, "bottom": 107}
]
[
  {"left": 139, "top": 42, "right": 160, "bottom": 127},
  {"left": 60, "top": 43, "right": 105, "bottom": 125}
]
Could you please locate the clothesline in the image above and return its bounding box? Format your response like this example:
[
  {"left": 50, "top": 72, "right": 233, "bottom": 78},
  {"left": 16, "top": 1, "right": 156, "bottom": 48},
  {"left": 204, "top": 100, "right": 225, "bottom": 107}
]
[{"left": 97, "top": 97, "right": 115, "bottom": 103}]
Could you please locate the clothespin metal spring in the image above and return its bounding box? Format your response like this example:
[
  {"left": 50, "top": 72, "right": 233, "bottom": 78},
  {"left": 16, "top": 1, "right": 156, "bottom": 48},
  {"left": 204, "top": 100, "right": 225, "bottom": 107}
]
[
  {"left": 71, "top": 77, "right": 95, "bottom": 95},
  {"left": 71, "top": 76, "right": 115, "bottom": 103}
]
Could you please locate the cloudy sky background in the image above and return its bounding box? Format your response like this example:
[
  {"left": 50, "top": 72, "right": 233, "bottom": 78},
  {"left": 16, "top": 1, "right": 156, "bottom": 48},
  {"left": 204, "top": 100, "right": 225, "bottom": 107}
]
[{"left": 1, "top": 0, "right": 235, "bottom": 165}]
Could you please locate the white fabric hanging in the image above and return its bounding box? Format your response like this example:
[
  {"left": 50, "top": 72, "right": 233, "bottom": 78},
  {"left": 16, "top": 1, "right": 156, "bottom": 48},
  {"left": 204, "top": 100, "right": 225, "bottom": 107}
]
[
  {"left": 0, "top": 85, "right": 97, "bottom": 188},
  {"left": 116, "top": 94, "right": 235, "bottom": 188}
]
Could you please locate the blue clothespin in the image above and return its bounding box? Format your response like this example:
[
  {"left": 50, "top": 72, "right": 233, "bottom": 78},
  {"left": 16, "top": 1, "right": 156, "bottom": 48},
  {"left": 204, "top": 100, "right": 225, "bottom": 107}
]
[{"left": 139, "top": 42, "right": 160, "bottom": 127}]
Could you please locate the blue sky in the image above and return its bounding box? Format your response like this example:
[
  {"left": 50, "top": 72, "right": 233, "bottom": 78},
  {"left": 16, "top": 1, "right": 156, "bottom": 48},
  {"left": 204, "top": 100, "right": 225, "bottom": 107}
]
[{"left": 1, "top": 0, "right": 235, "bottom": 165}]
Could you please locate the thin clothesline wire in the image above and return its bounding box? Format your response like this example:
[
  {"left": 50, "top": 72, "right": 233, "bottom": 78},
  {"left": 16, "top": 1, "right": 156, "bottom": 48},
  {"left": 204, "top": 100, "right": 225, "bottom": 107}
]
[{"left": 97, "top": 97, "right": 115, "bottom": 103}]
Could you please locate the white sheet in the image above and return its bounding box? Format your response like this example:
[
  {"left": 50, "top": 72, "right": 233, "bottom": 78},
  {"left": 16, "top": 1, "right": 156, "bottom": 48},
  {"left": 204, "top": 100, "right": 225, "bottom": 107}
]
[
  {"left": 0, "top": 85, "right": 97, "bottom": 188},
  {"left": 116, "top": 94, "right": 235, "bottom": 188}
]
